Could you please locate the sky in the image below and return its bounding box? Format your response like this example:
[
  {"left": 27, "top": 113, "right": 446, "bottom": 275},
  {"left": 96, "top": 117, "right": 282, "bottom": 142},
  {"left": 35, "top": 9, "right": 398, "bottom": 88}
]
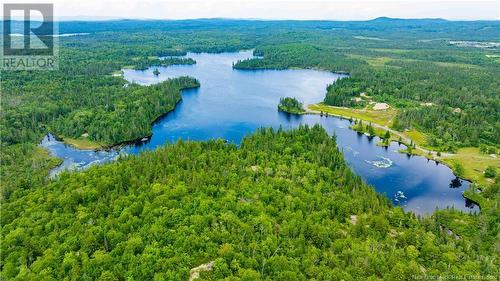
[{"left": 3, "top": 0, "right": 499, "bottom": 21}]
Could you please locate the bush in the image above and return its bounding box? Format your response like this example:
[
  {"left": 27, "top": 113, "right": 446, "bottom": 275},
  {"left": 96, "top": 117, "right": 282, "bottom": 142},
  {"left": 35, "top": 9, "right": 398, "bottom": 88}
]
[{"left": 484, "top": 166, "right": 497, "bottom": 178}]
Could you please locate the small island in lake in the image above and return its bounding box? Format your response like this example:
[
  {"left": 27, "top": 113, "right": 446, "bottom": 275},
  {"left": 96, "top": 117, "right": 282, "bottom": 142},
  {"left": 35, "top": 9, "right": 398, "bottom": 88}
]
[{"left": 278, "top": 97, "right": 305, "bottom": 114}]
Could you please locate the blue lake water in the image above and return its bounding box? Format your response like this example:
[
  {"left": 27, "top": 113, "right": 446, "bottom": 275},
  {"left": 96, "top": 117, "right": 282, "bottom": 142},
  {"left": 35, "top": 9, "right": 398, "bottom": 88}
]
[{"left": 40, "top": 50, "right": 478, "bottom": 215}]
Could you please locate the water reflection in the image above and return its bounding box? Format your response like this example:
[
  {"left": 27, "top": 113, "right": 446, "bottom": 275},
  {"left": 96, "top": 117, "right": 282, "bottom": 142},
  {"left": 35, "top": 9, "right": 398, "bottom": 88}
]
[
  {"left": 40, "top": 51, "right": 479, "bottom": 215},
  {"left": 449, "top": 177, "right": 463, "bottom": 188}
]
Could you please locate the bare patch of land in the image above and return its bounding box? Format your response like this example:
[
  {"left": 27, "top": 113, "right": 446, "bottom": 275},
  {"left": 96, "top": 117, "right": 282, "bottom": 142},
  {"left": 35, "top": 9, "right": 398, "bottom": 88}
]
[
  {"left": 189, "top": 261, "right": 215, "bottom": 281},
  {"left": 373, "top": 103, "right": 389, "bottom": 110}
]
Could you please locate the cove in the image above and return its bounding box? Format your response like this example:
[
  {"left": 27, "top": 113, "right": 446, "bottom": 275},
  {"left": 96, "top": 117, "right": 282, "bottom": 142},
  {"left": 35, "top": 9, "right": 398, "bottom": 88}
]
[{"left": 40, "top": 50, "right": 478, "bottom": 215}]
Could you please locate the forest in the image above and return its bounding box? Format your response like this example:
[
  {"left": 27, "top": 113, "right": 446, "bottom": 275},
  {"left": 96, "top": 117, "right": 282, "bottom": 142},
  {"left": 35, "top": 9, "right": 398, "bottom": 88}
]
[
  {"left": 1, "top": 18, "right": 499, "bottom": 280},
  {"left": 1, "top": 126, "right": 498, "bottom": 280}
]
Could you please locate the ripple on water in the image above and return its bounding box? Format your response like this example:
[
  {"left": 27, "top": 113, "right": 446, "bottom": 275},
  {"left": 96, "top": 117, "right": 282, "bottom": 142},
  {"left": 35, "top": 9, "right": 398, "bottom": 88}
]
[
  {"left": 394, "top": 190, "right": 408, "bottom": 205},
  {"left": 365, "top": 156, "right": 393, "bottom": 168}
]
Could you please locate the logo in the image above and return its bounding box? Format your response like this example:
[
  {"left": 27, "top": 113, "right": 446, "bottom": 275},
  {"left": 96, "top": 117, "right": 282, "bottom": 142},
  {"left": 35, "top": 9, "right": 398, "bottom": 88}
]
[{"left": 2, "top": 3, "right": 58, "bottom": 70}]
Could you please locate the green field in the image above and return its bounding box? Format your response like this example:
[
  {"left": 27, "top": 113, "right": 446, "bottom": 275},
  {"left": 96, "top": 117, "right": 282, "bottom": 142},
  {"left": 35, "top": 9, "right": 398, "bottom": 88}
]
[
  {"left": 62, "top": 136, "right": 106, "bottom": 150},
  {"left": 441, "top": 147, "right": 500, "bottom": 187},
  {"left": 308, "top": 103, "right": 396, "bottom": 127}
]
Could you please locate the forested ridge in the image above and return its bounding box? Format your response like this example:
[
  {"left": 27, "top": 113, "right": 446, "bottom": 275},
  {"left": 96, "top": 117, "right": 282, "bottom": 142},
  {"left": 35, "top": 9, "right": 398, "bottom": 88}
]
[
  {"left": 1, "top": 126, "right": 498, "bottom": 280},
  {"left": 1, "top": 19, "right": 499, "bottom": 280}
]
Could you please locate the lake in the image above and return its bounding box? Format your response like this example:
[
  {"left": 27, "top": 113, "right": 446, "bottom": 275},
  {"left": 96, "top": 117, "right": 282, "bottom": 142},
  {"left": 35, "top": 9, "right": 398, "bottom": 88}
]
[{"left": 40, "top": 50, "right": 478, "bottom": 215}]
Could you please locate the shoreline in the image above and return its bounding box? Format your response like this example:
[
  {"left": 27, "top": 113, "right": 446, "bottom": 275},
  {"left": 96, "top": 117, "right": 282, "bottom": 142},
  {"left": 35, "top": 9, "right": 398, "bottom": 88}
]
[
  {"left": 310, "top": 104, "right": 499, "bottom": 186},
  {"left": 55, "top": 83, "right": 201, "bottom": 152},
  {"left": 304, "top": 104, "right": 496, "bottom": 207},
  {"left": 55, "top": 97, "right": 484, "bottom": 187},
  {"left": 304, "top": 105, "right": 459, "bottom": 173},
  {"left": 44, "top": 59, "right": 492, "bottom": 212}
]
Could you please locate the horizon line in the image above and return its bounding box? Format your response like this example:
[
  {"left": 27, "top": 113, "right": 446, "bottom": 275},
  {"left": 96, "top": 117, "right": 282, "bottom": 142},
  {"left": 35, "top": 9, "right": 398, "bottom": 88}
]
[{"left": 3, "top": 16, "right": 500, "bottom": 22}]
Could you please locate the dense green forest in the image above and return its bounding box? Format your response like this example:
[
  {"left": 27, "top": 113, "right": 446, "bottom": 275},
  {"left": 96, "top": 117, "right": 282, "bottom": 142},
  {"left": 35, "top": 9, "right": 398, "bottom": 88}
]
[
  {"left": 1, "top": 19, "right": 499, "bottom": 280},
  {"left": 1, "top": 126, "right": 499, "bottom": 280}
]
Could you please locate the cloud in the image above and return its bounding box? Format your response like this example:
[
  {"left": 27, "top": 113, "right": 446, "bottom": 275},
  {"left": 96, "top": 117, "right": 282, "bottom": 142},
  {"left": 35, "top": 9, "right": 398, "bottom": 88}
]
[{"left": 4, "top": 0, "right": 499, "bottom": 20}]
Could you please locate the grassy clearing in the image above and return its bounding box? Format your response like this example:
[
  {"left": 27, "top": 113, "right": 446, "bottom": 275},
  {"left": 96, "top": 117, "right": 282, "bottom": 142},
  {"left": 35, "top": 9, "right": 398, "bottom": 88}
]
[
  {"left": 308, "top": 103, "right": 396, "bottom": 127},
  {"left": 278, "top": 107, "right": 306, "bottom": 114},
  {"left": 349, "top": 52, "right": 481, "bottom": 70},
  {"left": 62, "top": 137, "right": 105, "bottom": 150},
  {"left": 398, "top": 147, "right": 436, "bottom": 160},
  {"left": 351, "top": 122, "right": 388, "bottom": 138},
  {"left": 397, "top": 143, "right": 500, "bottom": 184},
  {"left": 35, "top": 146, "right": 63, "bottom": 167},
  {"left": 367, "top": 57, "right": 394, "bottom": 68},
  {"left": 346, "top": 54, "right": 394, "bottom": 68},
  {"left": 440, "top": 147, "right": 499, "bottom": 187},
  {"left": 403, "top": 129, "right": 429, "bottom": 147}
]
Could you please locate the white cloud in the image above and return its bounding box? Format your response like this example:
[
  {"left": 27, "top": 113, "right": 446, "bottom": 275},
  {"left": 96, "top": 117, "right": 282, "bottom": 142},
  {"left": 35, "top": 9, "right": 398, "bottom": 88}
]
[{"left": 3, "top": 0, "right": 499, "bottom": 20}]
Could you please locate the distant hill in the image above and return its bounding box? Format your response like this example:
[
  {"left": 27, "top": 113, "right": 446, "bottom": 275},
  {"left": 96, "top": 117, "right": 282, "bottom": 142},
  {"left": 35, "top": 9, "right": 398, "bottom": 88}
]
[{"left": 2, "top": 18, "right": 498, "bottom": 41}]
